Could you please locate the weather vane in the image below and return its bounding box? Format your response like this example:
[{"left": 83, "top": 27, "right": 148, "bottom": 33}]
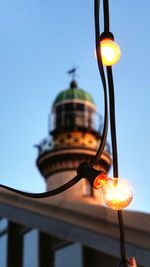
[{"left": 67, "top": 66, "right": 79, "bottom": 81}]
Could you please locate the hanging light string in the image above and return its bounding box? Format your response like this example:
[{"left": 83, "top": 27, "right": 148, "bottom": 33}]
[
  {"left": 103, "top": 0, "right": 128, "bottom": 265},
  {"left": 102, "top": 2, "right": 127, "bottom": 263},
  {"left": 107, "top": 66, "right": 128, "bottom": 267},
  {"left": 106, "top": 66, "right": 128, "bottom": 266},
  {"left": 93, "top": 0, "right": 128, "bottom": 266},
  {"left": 103, "top": 0, "right": 128, "bottom": 266}
]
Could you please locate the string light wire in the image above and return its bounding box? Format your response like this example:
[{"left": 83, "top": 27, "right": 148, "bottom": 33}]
[
  {"left": 0, "top": 175, "right": 81, "bottom": 198},
  {"left": 93, "top": 0, "right": 130, "bottom": 265},
  {"left": 107, "top": 66, "right": 128, "bottom": 267},
  {"left": 102, "top": 0, "right": 129, "bottom": 266},
  {"left": 91, "top": 0, "right": 109, "bottom": 166},
  {"left": 103, "top": 0, "right": 110, "bottom": 33}
]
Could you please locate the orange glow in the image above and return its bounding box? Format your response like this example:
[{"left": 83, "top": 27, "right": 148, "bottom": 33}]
[
  {"left": 100, "top": 38, "right": 121, "bottom": 66},
  {"left": 93, "top": 173, "right": 107, "bottom": 189},
  {"left": 101, "top": 177, "right": 133, "bottom": 210}
]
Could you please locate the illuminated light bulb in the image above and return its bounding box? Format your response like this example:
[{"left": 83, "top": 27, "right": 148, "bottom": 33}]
[
  {"left": 101, "top": 177, "right": 133, "bottom": 210},
  {"left": 100, "top": 38, "right": 121, "bottom": 66}
]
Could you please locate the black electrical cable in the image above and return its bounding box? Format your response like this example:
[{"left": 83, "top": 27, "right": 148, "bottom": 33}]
[
  {"left": 103, "top": 0, "right": 110, "bottom": 33},
  {"left": 106, "top": 66, "right": 128, "bottom": 267},
  {"left": 101, "top": 1, "right": 128, "bottom": 266},
  {"left": 0, "top": 175, "right": 81, "bottom": 198},
  {"left": 91, "top": 0, "right": 108, "bottom": 166},
  {"left": 106, "top": 67, "right": 118, "bottom": 177},
  {"left": 93, "top": 1, "right": 128, "bottom": 262}
]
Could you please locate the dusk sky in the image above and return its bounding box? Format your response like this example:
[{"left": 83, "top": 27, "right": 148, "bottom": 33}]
[{"left": 0, "top": 0, "right": 150, "bottom": 213}]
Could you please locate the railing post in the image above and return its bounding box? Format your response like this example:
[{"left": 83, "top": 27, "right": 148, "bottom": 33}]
[{"left": 7, "top": 221, "right": 23, "bottom": 267}]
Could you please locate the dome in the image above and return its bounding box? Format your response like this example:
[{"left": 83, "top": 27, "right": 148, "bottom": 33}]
[{"left": 53, "top": 80, "right": 95, "bottom": 107}]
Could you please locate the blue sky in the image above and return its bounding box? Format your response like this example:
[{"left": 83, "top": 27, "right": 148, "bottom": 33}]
[{"left": 0, "top": 0, "right": 150, "bottom": 213}]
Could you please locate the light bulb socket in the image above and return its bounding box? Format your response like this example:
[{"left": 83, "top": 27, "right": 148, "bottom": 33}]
[
  {"left": 100, "top": 31, "right": 114, "bottom": 41},
  {"left": 77, "top": 162, "right": 105, "bottom": 188}
]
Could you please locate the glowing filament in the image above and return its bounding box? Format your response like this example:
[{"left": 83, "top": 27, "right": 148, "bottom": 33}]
[
  {"left": 100, "top": 38, "right": 121, "bottom": 66},
  {"left": 101, "top": 178, "right": 133, "bottom": 210}
]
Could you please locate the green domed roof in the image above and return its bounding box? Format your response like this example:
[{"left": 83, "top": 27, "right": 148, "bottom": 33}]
[{"left": 53, "top": 80, "right": 95, "bottom": 107}]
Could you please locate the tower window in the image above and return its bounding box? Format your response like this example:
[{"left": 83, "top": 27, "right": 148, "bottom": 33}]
[
  {"left": 64, "top": 104, "right": 74, "bottom": 112},
  {"left": 76, "top": 103, "right": 84, "bottom": 111}
]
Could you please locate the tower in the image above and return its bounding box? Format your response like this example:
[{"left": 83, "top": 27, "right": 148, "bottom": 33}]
[{"left": 36, "top": 79, "right": 111, "bottom": 204}]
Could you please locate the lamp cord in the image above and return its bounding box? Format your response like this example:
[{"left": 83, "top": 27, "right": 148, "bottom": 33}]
[
  {"left": 106, "top": 67, "right": 128, "bottom": 267},
  {"left": 106, "top": 67, "right": 118, "bottom": 177},
  {"left": 91, "top": 0, "right": 108, "bottom": 166},
  {"left": 0, "top": 175, "right": 81, "bottom": 198},
  {"left": 95, "top": 1, "right": 128, "bottom": 266},
  {"left": 103, "top": 0, "right": 110, "bottom": 33}
]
